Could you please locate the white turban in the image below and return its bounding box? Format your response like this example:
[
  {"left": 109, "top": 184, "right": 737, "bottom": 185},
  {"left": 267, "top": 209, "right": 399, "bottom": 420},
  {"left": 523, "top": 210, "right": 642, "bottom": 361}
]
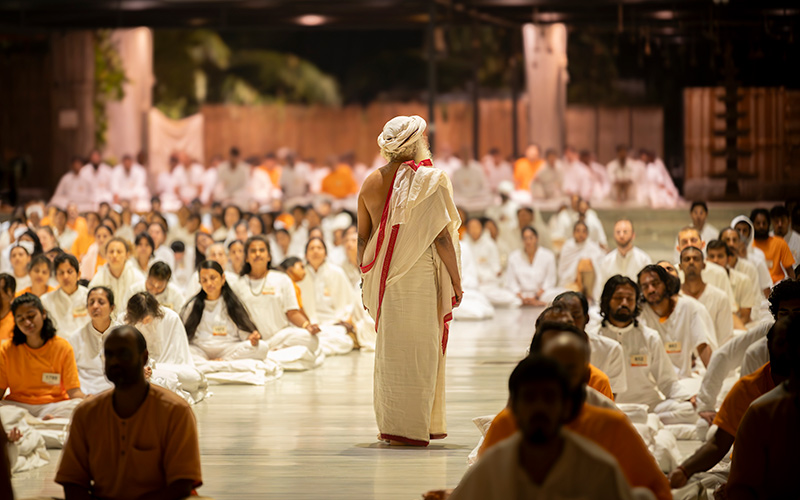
[{"left": 377, "top": 115, "right": 427, "bottom": 158}]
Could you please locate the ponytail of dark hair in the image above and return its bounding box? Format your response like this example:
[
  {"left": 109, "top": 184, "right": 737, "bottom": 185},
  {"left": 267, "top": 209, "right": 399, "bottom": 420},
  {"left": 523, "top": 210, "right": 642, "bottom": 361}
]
[{"left": 182, "top": 260, "right": 257, "bottom": 341}]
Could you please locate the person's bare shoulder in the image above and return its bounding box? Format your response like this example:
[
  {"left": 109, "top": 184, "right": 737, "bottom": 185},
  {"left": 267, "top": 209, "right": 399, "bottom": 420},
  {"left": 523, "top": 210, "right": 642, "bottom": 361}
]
[{"left": 359, "top": 169, "right": 384, "bottom": 199}]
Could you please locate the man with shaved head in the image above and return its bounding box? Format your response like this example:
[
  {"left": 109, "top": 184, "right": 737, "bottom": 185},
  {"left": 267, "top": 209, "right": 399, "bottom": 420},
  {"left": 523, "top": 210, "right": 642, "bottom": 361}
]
[
  {"left": 56, "top": 325, "right": 203, "bottom": 500},
  {"left": 680, "top": 246, "right": 734, "bottom": 347}
]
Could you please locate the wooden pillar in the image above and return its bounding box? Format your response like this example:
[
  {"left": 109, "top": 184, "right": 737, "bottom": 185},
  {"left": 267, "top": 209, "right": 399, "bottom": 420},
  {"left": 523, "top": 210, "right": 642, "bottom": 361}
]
[{"left": 50, "top": 31, "right": 95, "bottom": 186}]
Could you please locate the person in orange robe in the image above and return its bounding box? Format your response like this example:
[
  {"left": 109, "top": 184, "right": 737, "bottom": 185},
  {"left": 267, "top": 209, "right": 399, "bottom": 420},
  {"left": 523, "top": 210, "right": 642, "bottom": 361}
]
[
  {"left": 322, "top": 162, "right": 359, "bottom": 199},
  {"left": 512, "top": 144, "right": 543, "bottom": 191},
  {"left": 70, "top": 211, "right": 100, "bottom": 261},
  {"left": 0, "top": 274, "right": 15, "bottom": 341},
  {"left": 750, "top": 208, "right": 796, "bottom": 283},
  {"left": 477, "top": 321, "right": 671, "bottom": 500}
]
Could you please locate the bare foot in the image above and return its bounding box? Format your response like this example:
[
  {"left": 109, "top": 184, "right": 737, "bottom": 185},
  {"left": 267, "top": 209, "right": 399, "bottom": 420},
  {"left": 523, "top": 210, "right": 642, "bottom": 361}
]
[
  {"left": 7, "top": 427, "right": 22, "bottom": 443},
  {"left": 41, "top": 414, "right": 56, "bottom": 421}
]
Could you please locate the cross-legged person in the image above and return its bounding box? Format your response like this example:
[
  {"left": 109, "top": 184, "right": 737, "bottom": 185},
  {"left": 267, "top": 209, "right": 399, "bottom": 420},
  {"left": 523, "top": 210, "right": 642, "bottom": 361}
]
[
  {"left": 505, "top": 226, "right": 557, "bottom": 306},
  {"left": 679, "top": 246, "right": 734, "bottom": 347},
  {"left": 41, "top": 253, "right": 90, "bottom": 335},
  {"left": 88, "top": 237, "right": 145, "bottom": 306},
  {"left": 55, "top": 325, "right": 203, "bottom": 500},
  {"left": 68, "top": 286, "right": 117, "bottom": 394}
]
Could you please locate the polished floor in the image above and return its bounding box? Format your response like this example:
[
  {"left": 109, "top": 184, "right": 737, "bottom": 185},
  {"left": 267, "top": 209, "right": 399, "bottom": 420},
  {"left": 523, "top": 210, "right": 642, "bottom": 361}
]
[{"left": 12, "top": 308, "right": 540, "bottom": 500}]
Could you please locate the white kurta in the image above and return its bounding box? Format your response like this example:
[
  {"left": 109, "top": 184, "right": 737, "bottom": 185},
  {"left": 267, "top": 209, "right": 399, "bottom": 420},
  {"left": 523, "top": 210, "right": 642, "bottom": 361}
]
[
  {"left": 232, "top": 272, "right": 323, "bottom": 371},
  {"left": 642, "top": 159, "right": 680, "bottom": 208},
  {"left": 449, "top": 431, "right": 633, "bottom": 500},
  {"left": 296, "top": 261, "right": 355, "bottom": 356},
  {"left": 155, "top": 169, "right": 186, "bottom": 212},
  {"left": 484, "top": 199, "right": 520, "bottom": 265},
  {"left": 694, "top": 284, "right": 734, "bottom": 347},
  {"left": 606, "top": 158, "right": 645, "bottom": 202},
  {"left": 695, "top": 320, "right": 772, "bottom": 412},
  {"left": 67, "top": 321, "right": 114, "bottom": 395},
  {"left": 79, "top": 243, "right": 102, "bottom": 281},
  {"left": 640, "top": 296, "right": 713, "bottom": 379},
  {"left": 462, "top": 233, "right": 502, "bottom": 287},
  {"left": 215, "top": 161, "right": 251, "bottom": 204},
  {"left": 594, "top": 246, "right": 651, "bottom": 300},
  {"left": 79, "top": 163, "right": 114, "bottom": 208},
  {"left": 557, "top": 238, "right": 605, "bottom": 288},
  {"left": 54, "top": 226, "right": 78, "bottom": 253},
  {"left": 587, "top": 332, "right": 627, "bottom": 395},
  {"left": 504, "top": 248, "right": 557, "bottom": 296},
  {"left": 450, "top": 161, "right": 493, "bottom": 211},
  {"left": 453, "top": 241, "right": 495, "bottom": 320},
  {"left": 41, "top": 286, "right": 90, "bottom": 336},
  {"left": 780, "top": 229, "right": 800, "bottom": 264},
  {"left": 598, "top": 323, "right": 692, "bottom": 409},
  {"left": 530, "top": 161, "right": 564, "bottom": 200},
  {"left": 88, "top": 262, "right": 145, "bottom": 310},
  {"left": 481, "top": 156, "right": 513, "bottom": 193},
  {"left": 110, "top": 163, "right": 150, "bottom": 211},
  {"left": 50, "top": 172, "right": 93, "bottom": 212},
  {"left": 124, "top": 280, "right": 185, "bottom": 313},
  {"left": 152, "top": 245, "right": 176, "bottom": 272}
]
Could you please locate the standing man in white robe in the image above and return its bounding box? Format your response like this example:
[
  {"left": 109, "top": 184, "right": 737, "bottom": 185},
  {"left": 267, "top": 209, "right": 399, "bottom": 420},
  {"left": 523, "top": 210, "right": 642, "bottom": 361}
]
[
  {"left": 79, "top": 150, "right": 113, "bottom": 209},
  {"left": 359, "top": 115, "right": 462, "bottom": 446},
  {"left": 110, "top": 154, "right": 150, "bottom": 212},
  {"left": 41, "top": 254, "right": 90, "bottom": 336}
]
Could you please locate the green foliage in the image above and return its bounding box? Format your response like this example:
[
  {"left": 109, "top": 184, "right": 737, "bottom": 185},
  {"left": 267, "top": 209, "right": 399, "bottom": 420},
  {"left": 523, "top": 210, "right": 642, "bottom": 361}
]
[
  {"left": 154, "top": 30, "right": 341, "bottom": 117},
  {"left": 93, "top": 30, "right": 127, "bottom": 148}
]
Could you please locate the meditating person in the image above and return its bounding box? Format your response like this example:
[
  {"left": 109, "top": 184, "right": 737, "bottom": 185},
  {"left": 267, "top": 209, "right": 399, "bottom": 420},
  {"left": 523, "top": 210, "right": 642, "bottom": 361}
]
[
  {"left": 41, "top": 253, "right": 89, "bottom": 335},
  {"left": 125, "top": 261, "right": 185, "bottom": 312},
  {"left": 122, "top": 292, "right": 207, "bottom": 404},
  {"left": 8, "top": 243, "right": 32, "bottom": 294},
  {"left": 0, "top": 274, "right": 15, "bottom": 340},
  {"left": 79, "top": 223, "right": 113, "bottom": 280},
  {"left": 476, "top": 323, "right": 670, "bottom": 500},
  {"left": 49, "top": 156, "right": 93, "bottom": 212},
  {"left": 148, "top": 221, "right": 176, "bottom": 272},
  {"left": 706, "top": 240, "right": 760, "bottom": 326},
  {"left": 725, "top": 314, "right": 799, "bottom": 500},
  {"left": 557, "top": 221, "right": 604, "bottom": 302},
  {"left": 182, "top": 260, "right": 266, "bottom": 361},
  {"left": 505, "top": 226, "right": 557, "bottom": 306},
  {"left": 15, "top": 255, "right": 55, "bottom": 298},
  {"left": 0, "top": 294, "right": 85, "bottom": 419},
  {"left": 460, "top": 217, "right": 517, "bottom": 308},
  {"left": 689, "top": 202, "right": 719, "bottom": 244},
  {"left": 553, "top": 291, "right": 627, "bottom": 397},
  {"left": 750, "top": 208, "right": 796, "bottom": 283},
  {"left": 451, "top": 353, "right": 636, "bottom": 500},
  {"left": 595, "top": 219, "right": 652, "bottom": 300},
  {"left": 231, "top": 235, "right": 324, "bottom": 371},
  {"left": 668, "top": 319, "right": 791, "bottom": 490},
  {"left": 638, "top": 264, "right": 713, "bottom": 378},
  {"left": 297, "top": 237, "right": 356, "bottom": 354},
  {"left": 720, "top": 227, "right": 772, "bottom": 300},
  {"left": 607, "top": 144, "right": 642, "bottom": 204},
  {"left": 227, "top": 239, "right": 245, "bottom": 275},
  {"left": 88, "top": 237, "right": 145, "bottom": 308},
  {"left": 130, "top": 232, "right": 155, "bottom": 275},
  {"left": 55, "top": 325, "right": 203, "bottom": 500},
  {"left": 596, "top": 275, "right": 696, "bottom": 424},
  {"left": 679, "top": 246, "right": 734, "bottom": 347},
  {"left": 184, "top": 242, "right": 240, "bottom": 298},
  {"left": 68, "top": 286, "right": 116, "bottom": 394},
  {"left": 359, "top": 116, "right": 462, "bottom": 446}
]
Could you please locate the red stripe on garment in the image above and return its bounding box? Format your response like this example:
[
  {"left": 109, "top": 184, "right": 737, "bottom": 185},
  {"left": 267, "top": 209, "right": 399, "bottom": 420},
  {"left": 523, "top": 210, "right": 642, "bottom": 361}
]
[
  {"left": 360, "top": 169, "right": 400, "bottom": 273},
  {"left": 374, "top": 224, "right": 400, "bottom": 330},
  {"left": 442, "top": 312, "right": 453, "bottom": 356},
  {"left": 402, "top": 158, "right": 432, "bottom": 171}
]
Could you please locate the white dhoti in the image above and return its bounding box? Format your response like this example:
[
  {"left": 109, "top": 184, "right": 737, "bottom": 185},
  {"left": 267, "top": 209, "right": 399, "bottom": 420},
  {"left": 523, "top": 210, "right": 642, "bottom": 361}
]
[{"left": 361, "top": 159, "right": 460, "bottom": 445}]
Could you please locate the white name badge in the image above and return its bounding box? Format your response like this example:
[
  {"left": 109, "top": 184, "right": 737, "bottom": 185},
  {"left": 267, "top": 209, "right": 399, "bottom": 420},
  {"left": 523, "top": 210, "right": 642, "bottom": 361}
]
[
  {"left": 212, "top": 324, "right": 228, "bottom": 336},
  {"left": 72, "top": 306, "right": 88, "bottom": 318},
  {"left": 665, "top": 341, "right": 682, "bottom": 354},
  {"left": 261, "top": 286, "right": 276, "bottom": 295},
  {"left": 630, "top": 354, "right": 648, "bottom": 367},
  {"left": 42, "top": 373, "right": 61, "bottom": 385}
]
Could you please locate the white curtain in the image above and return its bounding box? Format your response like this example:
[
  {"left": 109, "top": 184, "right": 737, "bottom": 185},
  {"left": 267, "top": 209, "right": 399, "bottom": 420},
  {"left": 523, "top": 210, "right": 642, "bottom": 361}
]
[{"left": 147, "top": 108, "right": 205, "bottom": 180}]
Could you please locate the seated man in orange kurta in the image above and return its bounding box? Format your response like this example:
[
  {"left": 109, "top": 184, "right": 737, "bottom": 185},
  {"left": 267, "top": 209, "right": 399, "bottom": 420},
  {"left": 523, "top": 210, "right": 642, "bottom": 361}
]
[
  {"left": 321, "top": 161, "right": 359, "bottom": 199},
  {"left": 0, "top": 274, "right": 15, "bottom": 341},
  {"left": 668, "top": 319, "right": 790, "bottom": 490},
  {"left": 477, "top": 321, "right": 671, "bottom": 500},
  {"left": 512, "top": 144, "right": 543, "bottom": 191},
  {"left": 56, "top": 325, "right": 203, "bottom": 500}
]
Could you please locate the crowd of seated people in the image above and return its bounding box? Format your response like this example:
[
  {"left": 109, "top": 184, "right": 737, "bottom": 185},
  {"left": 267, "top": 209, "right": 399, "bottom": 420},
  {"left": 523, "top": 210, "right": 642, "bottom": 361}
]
[{"left": 1, "top": 142, "right": 798, "bottom": 499}]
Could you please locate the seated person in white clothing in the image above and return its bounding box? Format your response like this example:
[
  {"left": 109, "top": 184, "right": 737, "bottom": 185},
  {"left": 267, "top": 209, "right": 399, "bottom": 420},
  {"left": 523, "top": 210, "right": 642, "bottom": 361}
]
[
  {"left": 675, "top": 226, "right": 736, "bottom": 308},
  {"left": 126, "top": 262, "right": 185, "bottom": 312},
  {"left": 41, "top": 253, "right": 89, "bottom": 335},
  {"left": 706, "top": 240, "right": 759, "bottom": 326},
  {"left": 181, "top": 260, "right": 267, "bottom": 361},
  {"left": 122, "top": 292, "right": 207, "bottom": 404},
  {"left": 553, "top": 291, "right": 627, "bottom": 398},
  {"left": 638, "top": 264, "right": 713, "bottom": 378},
  {"left": 9, "top": 243, "right": 32, "bottom": 294},
  {"left": 596, "top": 275, "right": 695, "bottom": 425},
  {"left": 447, "top": 355, "right": 634, "bottom": 500},
  {"left": 679, "top": 246, "right": 734, "bottom": 347},
  {"left": 557, "top": 221, "right": 604, "bottom": 301},
  {"left": 68, "top": 286, "right": 116, "bottom": 394},
  {"left": 148, "top": 221, "right": 176, "bottom": 271},
  {"left": 505, "top": 226, "right": 557, "bottom": 306}
]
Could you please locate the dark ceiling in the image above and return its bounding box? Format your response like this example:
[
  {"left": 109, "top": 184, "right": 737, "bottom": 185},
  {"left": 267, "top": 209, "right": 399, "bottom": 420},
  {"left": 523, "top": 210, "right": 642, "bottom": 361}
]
[{"left": 0, "top": 0, "right": 796, "bottom": 39}]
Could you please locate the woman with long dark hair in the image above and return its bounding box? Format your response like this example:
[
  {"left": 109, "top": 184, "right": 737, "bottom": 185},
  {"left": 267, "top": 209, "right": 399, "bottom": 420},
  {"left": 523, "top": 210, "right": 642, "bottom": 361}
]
[
  {"left": 67, "top": 286, "right": 116, "bottom": 394},
  {"left": 0, "top": 294, "right": 85, "bottom": 419},
  {"left": 181, "top": 260, "right": 266, "bottom": 361},
  {"left": 231, "top": 235, "right": 323, "bottom": 370},
  {"left": 131, "top": 232, "right": 155, "bottom": 274}
]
